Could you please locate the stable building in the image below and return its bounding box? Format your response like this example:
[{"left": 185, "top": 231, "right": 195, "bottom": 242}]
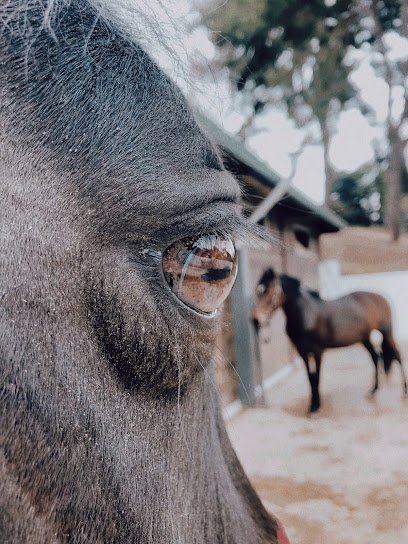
[{"left": 199, "top": 115, "right": 345, "bottom": 412}]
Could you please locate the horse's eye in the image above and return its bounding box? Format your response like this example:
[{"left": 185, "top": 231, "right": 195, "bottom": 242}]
[
  {"left": 162, "top": 234, "right": 238, "bottom": 315},
  {"left": 256, "top": 284, "right": 266, "bottom": 296}
]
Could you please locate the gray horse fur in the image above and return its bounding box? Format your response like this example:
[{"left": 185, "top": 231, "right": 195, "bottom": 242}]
[{"left": 0, "top": 1, "right": 280, "bottom": 542}]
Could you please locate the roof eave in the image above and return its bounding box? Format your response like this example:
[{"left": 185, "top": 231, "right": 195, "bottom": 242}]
[{"left": 196, "top": 112, "right": 346, "bottom": 233}]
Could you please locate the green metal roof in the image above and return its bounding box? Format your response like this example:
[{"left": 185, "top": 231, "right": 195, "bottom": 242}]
[{"left": 197, "top": 113, "right": 346, "bottom": 233}]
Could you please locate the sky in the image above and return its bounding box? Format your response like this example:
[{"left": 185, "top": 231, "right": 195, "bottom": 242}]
[{"left": 126, "top": 0, "right": 408, "bottom": 205}]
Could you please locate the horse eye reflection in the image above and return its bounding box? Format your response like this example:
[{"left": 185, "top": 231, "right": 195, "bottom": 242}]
[{"left": 162, "top": 235, "right": 238, "bottom": 315}]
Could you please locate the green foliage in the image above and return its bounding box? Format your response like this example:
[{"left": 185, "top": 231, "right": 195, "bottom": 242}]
[
  {"left": 198, "top": 0, "right": 407, "bottom": 231},
  {"left": 330, "top": 172, "right": 384, "bottom": 226},
  {"left": 208, "top": 0, "right": 270, "bottom": 47},
  {"left": 331, "top": 164, "right": 408, "bottom": 228},
  {"left": 200, "top": 0, "right": 356, "bottom": 122},
  {"left": 372, "top": 0, "right": 402, "bottom": 32}
]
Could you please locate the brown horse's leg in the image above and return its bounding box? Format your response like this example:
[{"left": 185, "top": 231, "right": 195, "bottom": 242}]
[
  {"left": 310, "top": 352, "right": 322, "bottom": 413},
  {"left": 382, "top": 334, "right": 408, "bottom": 397},
  {"left": 300, "top": 351, "right": 321, "bottom": 413},
  {"left": 362, "top": 339, "right": 379, "bottom": 395},
  {"left": 383, "top": 334, "right": 407, "bottom": 397}
]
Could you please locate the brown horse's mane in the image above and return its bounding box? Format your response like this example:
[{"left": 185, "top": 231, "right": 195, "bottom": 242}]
[{"left": 0, "top": 1, "right": 281, "bottom": 542}]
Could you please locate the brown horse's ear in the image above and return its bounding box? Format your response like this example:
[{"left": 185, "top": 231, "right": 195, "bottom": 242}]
[
  {"left": 280, "top": 275, "right": 300, "bottom": 296},
  {"left": 258, "top": 268, "right": 276, "bottom": 288}
]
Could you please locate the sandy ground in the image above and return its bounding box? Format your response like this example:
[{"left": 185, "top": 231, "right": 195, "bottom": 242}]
[{"left": 227, "top": 344, "right": 408, "bottom": 544}]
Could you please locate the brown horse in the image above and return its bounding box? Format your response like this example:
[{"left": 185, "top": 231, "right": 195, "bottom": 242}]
[
  {"left": 0, "top": 2, "right": 290, "bottom": 543},
  {"left": 252, "top": 268, "right": 407, "bottom": 413}
]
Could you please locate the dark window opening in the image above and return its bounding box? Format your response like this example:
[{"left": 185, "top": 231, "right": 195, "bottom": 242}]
[{"left": 294, "top": 228, "right": 310, "bottom": 249}]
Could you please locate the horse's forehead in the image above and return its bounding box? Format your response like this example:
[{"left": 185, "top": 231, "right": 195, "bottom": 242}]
[{"left": 1, "top": 0, "right": 225, "bottom": 196}]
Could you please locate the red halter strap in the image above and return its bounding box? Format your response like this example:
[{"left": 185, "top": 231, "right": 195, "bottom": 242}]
[{"left": 277, "top": 522, "right": 291, "bottom": 544}]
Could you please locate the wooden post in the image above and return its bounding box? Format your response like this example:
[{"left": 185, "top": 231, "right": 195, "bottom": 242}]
[
  {"left": 230, "top": 178, "right": 293, "bottom": 407},
  {"left": 230, "top": 248, "right": 265, "bottom": 406},
  {"left": 279, "top": 222, "right": 288, "bottom": 274}
]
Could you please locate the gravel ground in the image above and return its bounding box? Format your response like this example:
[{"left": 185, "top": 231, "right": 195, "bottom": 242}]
[{"left": 227, "top": 344, "right": 408, "bottom": 544}]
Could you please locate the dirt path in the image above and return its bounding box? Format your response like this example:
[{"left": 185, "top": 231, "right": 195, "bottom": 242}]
[{"left": 227, "top": 345, "right": 408, "bottom": 544}]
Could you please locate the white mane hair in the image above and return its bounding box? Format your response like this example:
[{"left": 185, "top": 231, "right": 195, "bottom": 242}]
[
  {"left": 1, "top": 0, "right": 193, "bottom": 84},
  {"left": 92, "top": 0, "right": 194, "bottom": 80}
]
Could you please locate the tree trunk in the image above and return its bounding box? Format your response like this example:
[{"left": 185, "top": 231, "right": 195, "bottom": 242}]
[
  {"left": 369, "top": 0, "right": 406, "bottom": 240},
  {"left": 385, "top": 127, "right": 404, "bottom": 241},
  {"left": 320, "top": 118, "right": 336, "bottom": 207}
]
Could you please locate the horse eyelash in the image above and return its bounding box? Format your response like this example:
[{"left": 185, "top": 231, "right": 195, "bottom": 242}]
[
  {"left": 137, "top": 218, "right": 279, "bottom": 269},
  {"left": 226, "top": 220, "right": 279, "bottom": 251}
]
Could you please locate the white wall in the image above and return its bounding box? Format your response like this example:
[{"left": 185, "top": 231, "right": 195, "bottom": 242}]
[{"left": 319, "top": 260, "right": 408, "bottom": 341}]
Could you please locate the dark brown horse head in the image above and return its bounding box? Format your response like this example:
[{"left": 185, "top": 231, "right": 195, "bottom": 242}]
[
  {"left": 0, "top": 2, "right": 284, "bottom": 542},
  {"left": 252, "top": 268, "right": 286, "bottom": 327}
]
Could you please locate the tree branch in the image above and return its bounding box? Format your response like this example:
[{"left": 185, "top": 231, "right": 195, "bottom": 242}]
[{"left": 238, "top": 111, "right": 257, "bottom": 139}]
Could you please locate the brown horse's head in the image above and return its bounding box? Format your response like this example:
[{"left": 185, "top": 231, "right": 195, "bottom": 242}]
[{"left": 252, "top": 268, "right": 285, "bottom": 328}]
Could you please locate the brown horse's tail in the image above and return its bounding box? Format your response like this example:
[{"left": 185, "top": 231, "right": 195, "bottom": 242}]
[{"left": 381, "top": 332, "right": 400, "bottom": 374}]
